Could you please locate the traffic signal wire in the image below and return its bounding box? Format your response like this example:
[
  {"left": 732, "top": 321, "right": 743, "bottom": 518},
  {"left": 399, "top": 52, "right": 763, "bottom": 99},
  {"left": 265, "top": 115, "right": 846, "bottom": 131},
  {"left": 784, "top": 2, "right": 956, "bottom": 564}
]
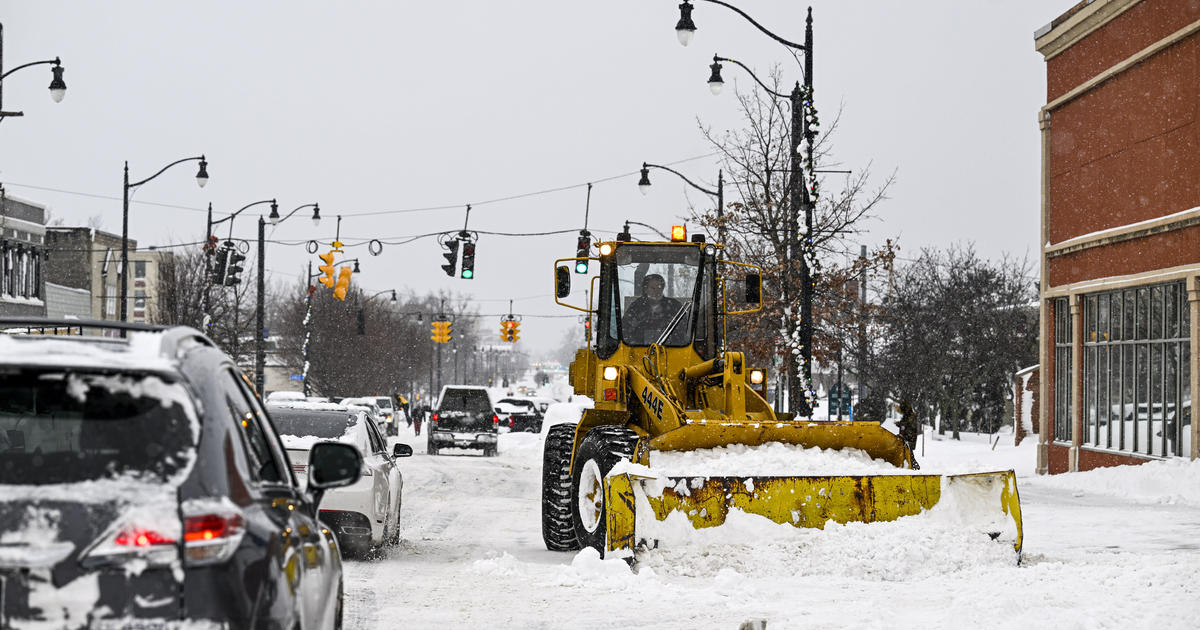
[{"left": 1, "top": 152, "right": 718, "bottom": 220}]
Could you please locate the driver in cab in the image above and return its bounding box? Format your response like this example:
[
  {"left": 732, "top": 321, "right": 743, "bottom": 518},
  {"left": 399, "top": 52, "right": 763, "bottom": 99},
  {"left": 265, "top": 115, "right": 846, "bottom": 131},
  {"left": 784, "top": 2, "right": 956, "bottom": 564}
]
[{"left": 622, "top": 273, "right": 682, "bottom": 345}]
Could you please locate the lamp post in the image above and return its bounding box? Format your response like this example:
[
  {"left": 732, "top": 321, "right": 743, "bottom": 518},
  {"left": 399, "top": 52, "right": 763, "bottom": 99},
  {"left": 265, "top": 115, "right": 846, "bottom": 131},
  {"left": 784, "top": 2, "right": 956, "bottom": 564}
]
[
  {"left": 0, "top": 22, "right": 66, "bottom": 121},
  {"left": 676, "top": 0, "right": 817, "bottom": 417},
  {"left": 256, "top": 203, "right": 319, "bottom": 395},
  {"left": 638, "top": 162, "right": 724, "bottom": 243},
  {"left": 122, "top": 156, "right": 208, "bottom": 323}
]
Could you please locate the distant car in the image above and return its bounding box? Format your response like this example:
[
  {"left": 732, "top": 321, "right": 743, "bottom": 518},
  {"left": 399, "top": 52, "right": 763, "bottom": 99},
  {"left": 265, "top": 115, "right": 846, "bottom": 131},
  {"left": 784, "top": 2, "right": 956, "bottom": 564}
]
[
  {"left": 341, "top": 396, "right": 393, "bottom": 436},
  {"left": 496, "top": 397, "right": 544, "bottom": 433},
  {"left": 0, "top": 318, "right": 358, "bottom": 629},
  {"left": 269, "top": 403, "right": 412, "bottom": 557},
  {"left": 429, "top": 386, "right": 499, "bottom": 456}
]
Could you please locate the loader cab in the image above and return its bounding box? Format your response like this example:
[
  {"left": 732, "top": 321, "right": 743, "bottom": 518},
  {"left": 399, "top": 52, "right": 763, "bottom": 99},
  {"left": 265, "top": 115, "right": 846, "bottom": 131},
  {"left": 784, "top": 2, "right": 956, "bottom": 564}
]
[{"left": 593, "top": 242, "right": 720, "bottom": 361}]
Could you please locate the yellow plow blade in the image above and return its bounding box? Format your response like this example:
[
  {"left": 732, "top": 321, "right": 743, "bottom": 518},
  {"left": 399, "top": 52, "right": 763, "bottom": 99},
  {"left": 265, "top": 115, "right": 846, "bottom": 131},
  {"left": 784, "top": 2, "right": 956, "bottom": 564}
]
[{"left": 605, "top": 470, "right": 1022, "bottom": 560}]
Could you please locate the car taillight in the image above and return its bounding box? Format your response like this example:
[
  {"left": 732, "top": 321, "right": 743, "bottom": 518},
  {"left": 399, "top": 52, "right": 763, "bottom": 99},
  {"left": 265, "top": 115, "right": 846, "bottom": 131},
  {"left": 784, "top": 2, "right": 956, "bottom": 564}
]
[
  {"left": 182, "top": 506, "right": 247, "bottom": 567},
  {"left": 493, "top": 414, "right": 499, "bottom": 425},
  {"left": 80, "top": 515, "right": 180, "bottom": 569},
  {"left": 114, "top": 528, "right": 175, "bottom": 547},
  {"left": 509, "top": 418, "right": 514, "bottom": 428},
  {"left": 432, "top": 413, "right": 439, "bottom": 422}
]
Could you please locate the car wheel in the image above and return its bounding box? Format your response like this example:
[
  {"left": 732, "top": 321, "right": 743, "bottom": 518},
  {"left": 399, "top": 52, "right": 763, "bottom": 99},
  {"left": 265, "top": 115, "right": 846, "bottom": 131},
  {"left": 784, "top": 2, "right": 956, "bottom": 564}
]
[
  {"left": 541, "top": 423, "right": 581, "bottom": 551},
  {"left": 570, "top": 426, "right": 638, "bottom": 556}
]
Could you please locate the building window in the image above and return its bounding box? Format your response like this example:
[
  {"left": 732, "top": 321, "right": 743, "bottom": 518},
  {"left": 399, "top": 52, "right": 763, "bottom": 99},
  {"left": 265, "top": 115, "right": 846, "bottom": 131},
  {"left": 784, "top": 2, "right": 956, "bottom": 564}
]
[
  {"left": 1082, "top": 281, "right": 1190, "bottom": 458},
  {"left": 1053, "top": 297, "right": 1072, "bottom": 442},
  {"left": 134, "top": 261, "right": 146, "bottom": 279},
  {"left": 134, "top": 290, "right": 146, "bottom": 309}
]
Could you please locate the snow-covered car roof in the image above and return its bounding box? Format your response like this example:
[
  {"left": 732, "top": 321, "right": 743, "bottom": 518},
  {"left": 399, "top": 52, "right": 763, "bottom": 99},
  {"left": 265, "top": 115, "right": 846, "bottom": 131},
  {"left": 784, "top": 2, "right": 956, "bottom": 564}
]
[
  {"left": 0, "top": 331, "right": 178, "bottom": 372},
  {"left": 267, "top": 400, "right": 354, "bottom": 413}
]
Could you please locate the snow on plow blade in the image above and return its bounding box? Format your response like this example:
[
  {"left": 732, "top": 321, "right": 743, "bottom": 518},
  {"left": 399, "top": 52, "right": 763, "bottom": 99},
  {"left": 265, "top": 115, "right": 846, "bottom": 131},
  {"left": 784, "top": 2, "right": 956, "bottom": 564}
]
[{"left": 604, "top": 470, "right": 1023, "bottom": 559}]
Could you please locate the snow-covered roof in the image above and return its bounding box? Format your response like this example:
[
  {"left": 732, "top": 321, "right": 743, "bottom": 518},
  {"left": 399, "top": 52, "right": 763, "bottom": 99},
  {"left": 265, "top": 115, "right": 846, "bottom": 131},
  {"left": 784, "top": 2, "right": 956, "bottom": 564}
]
[{"left": 0, "top": 331, "right": 175, "bottom": 372}]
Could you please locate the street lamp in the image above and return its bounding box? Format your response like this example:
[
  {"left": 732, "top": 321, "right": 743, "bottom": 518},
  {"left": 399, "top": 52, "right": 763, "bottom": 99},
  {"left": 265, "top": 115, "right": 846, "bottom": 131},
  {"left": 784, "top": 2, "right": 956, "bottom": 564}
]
[
  {"left": 121, "top": 156, "right": 208, "bottom": 323},
  {"left": 0, "top": 22, "right": 66, "bottom": 120},
  {"left": 674, "top": 1, "right": 817, "bottom": 417},
  {"left": 638, "top": 162, "right": 724, "bottom": 243}
]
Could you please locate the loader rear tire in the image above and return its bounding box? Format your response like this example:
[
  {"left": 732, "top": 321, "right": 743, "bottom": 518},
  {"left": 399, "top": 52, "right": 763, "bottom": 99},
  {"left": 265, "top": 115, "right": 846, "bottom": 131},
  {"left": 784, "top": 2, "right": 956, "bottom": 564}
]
[
  {"left": 571, "top": 425, "right": 638, "bottom": 556},
  {"left": 542, "top": 423, "right": 581, "bottom": 551}
]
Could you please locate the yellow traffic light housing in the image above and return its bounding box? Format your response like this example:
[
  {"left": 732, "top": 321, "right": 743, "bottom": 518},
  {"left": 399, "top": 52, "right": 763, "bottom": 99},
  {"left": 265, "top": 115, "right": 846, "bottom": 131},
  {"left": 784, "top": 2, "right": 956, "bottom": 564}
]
[
  {"left": 332, "top": 266, "right": 353, "bottom": 301},
  {"left": 318, "top": 251, "right": 336, "bottom": 288},
  {"left": 510, "top": 321, "right": 520, "bottom": 342},
  {"left": 431, "top": 320, "right": 453, "bottom": 343}
]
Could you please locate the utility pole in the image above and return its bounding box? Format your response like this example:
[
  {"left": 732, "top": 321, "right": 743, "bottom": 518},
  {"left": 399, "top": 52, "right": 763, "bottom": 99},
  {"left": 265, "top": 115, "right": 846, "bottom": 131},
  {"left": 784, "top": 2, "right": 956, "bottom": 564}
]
[
  {"left": 255, "top": 216, "right": 266, "bottom": 395},
  {"left": 302, "top": 260, "right": 313, "bottom": 397},
  {"left": 857, "top": 244, "right": 868, "bottom": 403}
]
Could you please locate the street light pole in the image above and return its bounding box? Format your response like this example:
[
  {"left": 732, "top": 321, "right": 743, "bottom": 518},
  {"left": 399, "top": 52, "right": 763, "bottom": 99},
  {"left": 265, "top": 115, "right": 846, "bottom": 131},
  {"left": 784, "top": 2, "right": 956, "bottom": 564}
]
[
  {"left": 121, "top": 156, "right": 208, "bottom": 323},
  {"left": 255, "top": 202, "right": 319, "bottom": 394},
  {"left": 686, "top": 1, "right": 817, "bottom": 416},
  {"left": 0, "top": 22, "right": 67, "bottom": 120}
]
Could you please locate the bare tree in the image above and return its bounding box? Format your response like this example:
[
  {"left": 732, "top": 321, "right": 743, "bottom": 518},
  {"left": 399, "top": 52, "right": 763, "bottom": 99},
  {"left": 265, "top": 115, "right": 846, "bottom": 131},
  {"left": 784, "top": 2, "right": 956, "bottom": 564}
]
[{"left": 690, "top": 66, "right": 896, "bottom": 406}]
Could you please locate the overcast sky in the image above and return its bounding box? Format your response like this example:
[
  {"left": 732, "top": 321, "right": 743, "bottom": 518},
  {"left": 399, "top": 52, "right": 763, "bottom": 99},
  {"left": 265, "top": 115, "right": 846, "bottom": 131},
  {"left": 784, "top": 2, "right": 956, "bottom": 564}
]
[{"left": 0, "top": 0, "right": 1062, "bottom": 355}]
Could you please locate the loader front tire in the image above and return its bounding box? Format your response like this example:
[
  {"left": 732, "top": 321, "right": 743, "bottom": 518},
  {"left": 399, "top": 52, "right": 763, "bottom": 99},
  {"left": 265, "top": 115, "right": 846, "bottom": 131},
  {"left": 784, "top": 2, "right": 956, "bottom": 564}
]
[
  {"left": 571, "top": 425, "right": 638, "bottom": 556},
  {"left": 541, "top": 423, "right": 581, "bottom": 551}
]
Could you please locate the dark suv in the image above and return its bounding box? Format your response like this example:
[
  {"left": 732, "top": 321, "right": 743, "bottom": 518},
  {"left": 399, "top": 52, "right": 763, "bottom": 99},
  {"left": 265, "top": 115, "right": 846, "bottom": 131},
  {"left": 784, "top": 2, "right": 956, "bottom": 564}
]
[
  {"left": 428, "top": 386, "right": 499, "bottom": 456},
  {"left": 0, "top": 319, "right": 361, "bottom": 629}
]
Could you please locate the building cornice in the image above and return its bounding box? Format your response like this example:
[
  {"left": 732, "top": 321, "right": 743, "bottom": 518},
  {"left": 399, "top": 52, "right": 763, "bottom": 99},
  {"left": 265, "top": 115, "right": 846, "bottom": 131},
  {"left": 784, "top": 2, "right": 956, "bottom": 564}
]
[
  {"left": 1035, "top": 0, "right": 1141, "bottom": 61},
  {"left": 1044, "top": 206, "right": 1200, "bottom": 259}
]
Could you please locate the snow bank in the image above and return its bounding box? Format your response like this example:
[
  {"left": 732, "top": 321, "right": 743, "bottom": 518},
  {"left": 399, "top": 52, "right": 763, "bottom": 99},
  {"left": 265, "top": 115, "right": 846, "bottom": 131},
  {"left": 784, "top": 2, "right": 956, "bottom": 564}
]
[{"left": 1025, "top": 457, "right": 1200, "bottom": 506}]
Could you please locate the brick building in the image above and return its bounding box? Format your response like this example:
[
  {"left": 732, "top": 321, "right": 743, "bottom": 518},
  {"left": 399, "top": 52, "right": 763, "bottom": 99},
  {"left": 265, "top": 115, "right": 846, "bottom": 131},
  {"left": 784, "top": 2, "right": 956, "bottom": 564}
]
[{"left": 1035, "top": 0, "right": 1199, "bottom": 473}]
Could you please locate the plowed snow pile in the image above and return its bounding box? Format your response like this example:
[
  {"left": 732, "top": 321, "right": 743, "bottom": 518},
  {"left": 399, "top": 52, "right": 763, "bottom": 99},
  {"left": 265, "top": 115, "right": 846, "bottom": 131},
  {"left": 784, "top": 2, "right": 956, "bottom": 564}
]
[
  {"left": 627, "top": 442, "right": 1018, "bottom": 578},
  {"left": 648, "top": 442, "right": 910, "bottom": 475}
]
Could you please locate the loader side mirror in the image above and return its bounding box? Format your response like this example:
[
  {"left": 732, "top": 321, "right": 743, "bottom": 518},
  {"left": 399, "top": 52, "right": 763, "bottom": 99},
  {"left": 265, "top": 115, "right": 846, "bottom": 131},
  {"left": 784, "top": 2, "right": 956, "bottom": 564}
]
[
  {"left": 745, "top": 272, "right": 761, "bottom": 305},
  {"left": 555, "top": 265, "right": 571, "bottom": 298}
]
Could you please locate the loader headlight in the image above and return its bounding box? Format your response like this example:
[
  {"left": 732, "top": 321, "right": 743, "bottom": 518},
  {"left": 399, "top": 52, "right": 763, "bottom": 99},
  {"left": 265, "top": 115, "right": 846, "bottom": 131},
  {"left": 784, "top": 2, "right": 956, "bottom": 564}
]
[
  {"left": 599, "top": 243, "right": 614, "bottom": 256},
  {"left": 749, "top": 369, "right": 765, "bottom": 385},
  {"left": 602, "top": 366, "right": 619, "bottom": 381}
]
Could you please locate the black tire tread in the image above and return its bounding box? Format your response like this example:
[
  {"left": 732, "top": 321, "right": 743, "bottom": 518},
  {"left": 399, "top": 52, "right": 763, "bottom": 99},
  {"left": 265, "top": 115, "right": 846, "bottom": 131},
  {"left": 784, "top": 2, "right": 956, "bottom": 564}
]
[{"left": 541, "top": 423, "right": 581, "bottom": 551}]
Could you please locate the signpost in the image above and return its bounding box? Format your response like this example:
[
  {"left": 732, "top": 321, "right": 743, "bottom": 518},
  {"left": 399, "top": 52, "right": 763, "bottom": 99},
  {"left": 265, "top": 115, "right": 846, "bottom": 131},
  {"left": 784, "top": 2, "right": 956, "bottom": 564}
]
[{"left": 829, "top": 383, "right": 853, "bottom": 418}]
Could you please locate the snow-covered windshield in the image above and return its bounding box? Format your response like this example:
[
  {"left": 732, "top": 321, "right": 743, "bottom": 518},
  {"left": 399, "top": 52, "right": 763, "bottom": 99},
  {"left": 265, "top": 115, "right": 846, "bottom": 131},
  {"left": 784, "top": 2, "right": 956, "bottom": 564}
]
[
  {"left": 615, "top": 245, "right": 700, "bottom": 346},
  {"left": 0, "top": 369, "right": 196, "bottom": 485}
]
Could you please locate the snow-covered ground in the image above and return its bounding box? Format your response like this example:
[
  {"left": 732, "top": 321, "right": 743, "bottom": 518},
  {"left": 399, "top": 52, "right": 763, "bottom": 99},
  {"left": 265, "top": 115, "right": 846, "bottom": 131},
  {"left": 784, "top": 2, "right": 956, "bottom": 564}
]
[{"left": 346, "top": 413, "right": 1200, "bottom": 629}]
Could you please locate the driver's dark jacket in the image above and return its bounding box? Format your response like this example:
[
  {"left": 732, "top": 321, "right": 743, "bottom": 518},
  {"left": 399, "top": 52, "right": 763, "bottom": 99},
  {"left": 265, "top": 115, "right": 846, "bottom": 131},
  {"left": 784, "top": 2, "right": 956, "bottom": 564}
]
[{"left": 622, "top": 296, "right": 683, "bottom": 345}]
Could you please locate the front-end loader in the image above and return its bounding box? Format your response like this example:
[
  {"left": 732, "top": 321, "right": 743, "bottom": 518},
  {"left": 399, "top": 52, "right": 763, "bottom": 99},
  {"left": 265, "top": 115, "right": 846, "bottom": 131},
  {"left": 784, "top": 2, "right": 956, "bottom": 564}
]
[{"left": 541, "top": 228, "right": 1022, "bottom": 561}]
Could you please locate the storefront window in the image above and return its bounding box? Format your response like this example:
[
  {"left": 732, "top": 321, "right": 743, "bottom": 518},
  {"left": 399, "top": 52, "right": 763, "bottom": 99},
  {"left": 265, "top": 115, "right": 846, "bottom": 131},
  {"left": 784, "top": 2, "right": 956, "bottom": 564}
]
[{"left": 1082, "top": 281, "right": 1190, "bottom": 458}]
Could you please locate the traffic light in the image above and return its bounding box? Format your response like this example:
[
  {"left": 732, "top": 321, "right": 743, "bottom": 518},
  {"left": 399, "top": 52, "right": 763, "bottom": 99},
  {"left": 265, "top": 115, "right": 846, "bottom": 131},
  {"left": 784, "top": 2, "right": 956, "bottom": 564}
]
[
  {"left": 211, "top": 247, "right": 229, "bottom": 284},
  {"left": 318, "top": 251, "right": 336, "bottom": 288},
  {"left": 332, "top": 266, "right": 353, "bottom": 301},
  {"left": 441, "top": 239, "right": 459, "bottom": 277},
  {"left": 224, "top": 251, "right": 246, "bottom": 286},
  {"left": 499, "top": 320, "right": 520, "bottom": 342},
  {"left": 575, "top": 234, "right": 590, "bottom": 274},
  {"left": 460, "top": 241, "right": 476, "bottom": 279},
  {"left": 430, "top": 320, "right": 453, "bottom": 343}
]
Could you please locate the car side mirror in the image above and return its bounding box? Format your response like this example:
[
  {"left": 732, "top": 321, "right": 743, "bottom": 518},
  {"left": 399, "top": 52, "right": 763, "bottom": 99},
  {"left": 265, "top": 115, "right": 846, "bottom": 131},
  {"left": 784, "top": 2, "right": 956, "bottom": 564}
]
[
  {"left": 745, "top": 272, "right": 761, "bottom": 305},
  {"left": 392, "top": 443, "right": 413, "bottom": 458},
  {"left": 308, "top": 442, "right": 362, "bottom": 490},
  {"left": 555, "top": 265, "right": 571, "bottom": 298}
]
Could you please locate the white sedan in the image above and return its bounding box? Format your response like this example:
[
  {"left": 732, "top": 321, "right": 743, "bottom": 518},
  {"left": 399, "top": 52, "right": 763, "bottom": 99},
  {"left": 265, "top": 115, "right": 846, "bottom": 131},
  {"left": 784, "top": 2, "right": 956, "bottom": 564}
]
[{"left": 268, "top": 402, "right": 411, "bottom": 558}]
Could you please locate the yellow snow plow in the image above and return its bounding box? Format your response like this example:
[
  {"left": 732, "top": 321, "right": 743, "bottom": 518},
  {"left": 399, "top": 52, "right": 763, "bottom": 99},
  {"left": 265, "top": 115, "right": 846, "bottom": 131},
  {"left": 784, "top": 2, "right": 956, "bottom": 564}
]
[{"left": 541, "top": 231, "right": 1023, "bottom": 562}]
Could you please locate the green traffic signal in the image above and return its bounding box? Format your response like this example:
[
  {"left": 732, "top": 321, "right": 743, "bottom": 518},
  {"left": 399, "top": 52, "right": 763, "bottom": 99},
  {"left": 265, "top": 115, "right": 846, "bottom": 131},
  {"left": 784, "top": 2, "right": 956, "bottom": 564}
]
[
  {"left": 461, "top": 269, "right": 474, "bottom": 279},
  {"left": 574, "top": 260, "right": 588, "bottom": 274}
]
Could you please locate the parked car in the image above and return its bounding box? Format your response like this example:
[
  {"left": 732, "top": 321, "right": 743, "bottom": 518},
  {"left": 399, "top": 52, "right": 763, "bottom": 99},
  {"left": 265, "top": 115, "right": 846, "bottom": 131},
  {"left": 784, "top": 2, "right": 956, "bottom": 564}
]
[
  {"left": 341, "top": 396, "right": 392, "bottom": 436},
  {"left": 429, "top": 386, "right": 499, "bottom": 456},
  {"left": 268, "top": 402, "right": 411, "bottom": 557},
  {"left": 496, "top": 397, "right": 544, "bottom": 433},
  {"left": 0, "top": 318, "right": 359, "bottom": 629}
]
